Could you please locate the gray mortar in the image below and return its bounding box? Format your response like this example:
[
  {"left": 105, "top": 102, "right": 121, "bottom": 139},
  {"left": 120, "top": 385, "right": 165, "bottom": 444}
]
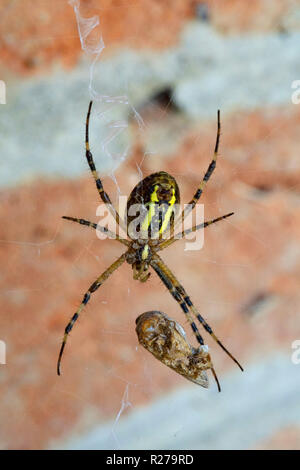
[
  {"left": 56, "top": 354, "right": 300, "bottom": 450},
  {"left": 1, "top": 22, "right": 299, "bottom": 187}
]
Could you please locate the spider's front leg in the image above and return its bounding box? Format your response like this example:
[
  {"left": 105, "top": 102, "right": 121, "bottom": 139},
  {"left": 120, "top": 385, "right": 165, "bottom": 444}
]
[
  {"left": 151, "top": 253, "right": 243, "bottom": 374},
  {"left": 57, "top": 253, "right": 126, "bottom": 375},
  {"left": 150, "top": 255, "right": 221, "bottom": 391}
]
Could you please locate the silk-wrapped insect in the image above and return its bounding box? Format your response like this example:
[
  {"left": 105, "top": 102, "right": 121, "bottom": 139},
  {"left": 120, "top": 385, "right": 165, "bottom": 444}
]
[{"left": 136, "top": 311, "right": 221, "bottom": 391}]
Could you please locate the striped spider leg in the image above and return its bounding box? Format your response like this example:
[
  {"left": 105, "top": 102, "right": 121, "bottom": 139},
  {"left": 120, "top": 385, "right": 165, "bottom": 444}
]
[
  {"left": 150, "top": 252, "right": 243, "bottom": 390},
  {"left": 85, "top": 101, "right": 127, "bottom": 235},
  {"left": 57, "top": 221, "right": 129, "bottom": 375},
  {"left": 147, "top": 257, "right": 222, "bottom": 391},
  {"left": 57, "top": 101, "right": 130, "bottom": 375},
  {"left": 174, "top": 109, "right": 221, "bottom": 231},
  {"left": 61, "top": 216, "right": 129, "bottom": 247},
  {"left": 157, "top": 212, "right": 234, "bottom": 251},
  {"left": 57, "top": 253, "right": 127, "bottom": 375}
]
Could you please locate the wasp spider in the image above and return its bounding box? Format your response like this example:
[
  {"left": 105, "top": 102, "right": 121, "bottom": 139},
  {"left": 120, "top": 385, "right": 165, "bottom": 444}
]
[{"left": 57, "top": 101, "right": 243, "bottom": 391}]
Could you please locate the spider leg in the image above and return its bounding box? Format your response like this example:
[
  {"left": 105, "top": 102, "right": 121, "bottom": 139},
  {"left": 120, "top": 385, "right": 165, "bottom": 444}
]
[
  {"left": 57, "top": 252, "right": 126, "bottom": 375},
  {"left": 151, "top": 253, "right": 243, "bottom": 372},
  {"left": 157, "top": 212, "right": 234, "bottom": 252},
  {"left": 62, "top": 216, "right": 130, "bottom": 246},
  {"left": 175, "top": 109, "right": 221, "bottom": 229},
  {"left": 85, "top": 101, "right": 127, "bottom": 235},
  {"left": 150, "top": 256, "right": 221, "bottom": 392}
]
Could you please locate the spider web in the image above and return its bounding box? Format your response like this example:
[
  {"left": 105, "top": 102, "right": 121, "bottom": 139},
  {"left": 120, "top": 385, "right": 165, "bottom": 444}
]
[{"left": 1, "top": 0, "right": 300, "bottom": 451}]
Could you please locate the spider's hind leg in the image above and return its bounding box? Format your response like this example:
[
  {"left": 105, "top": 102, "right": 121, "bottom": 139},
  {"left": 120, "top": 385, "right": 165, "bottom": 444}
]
[
  {"left": 176, "top": 109, "right": 221, "bottom": 228},
  {"left": 85, "top": 101, "right": 127, "bottom": 234}
]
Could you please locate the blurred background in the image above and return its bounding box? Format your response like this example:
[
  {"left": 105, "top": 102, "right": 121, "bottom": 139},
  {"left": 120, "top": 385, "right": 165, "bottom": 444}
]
[{"left": 0, "top": 0, "right": 300, "bottom": 450}]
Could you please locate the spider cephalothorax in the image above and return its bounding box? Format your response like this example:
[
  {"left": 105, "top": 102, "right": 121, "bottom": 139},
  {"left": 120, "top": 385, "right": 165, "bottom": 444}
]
[
  {"left": 57, "top": 101, "right": 243, "bottom": 391},
  {"left": 125, "top": 238, "right": 152, "bottom": 282}
]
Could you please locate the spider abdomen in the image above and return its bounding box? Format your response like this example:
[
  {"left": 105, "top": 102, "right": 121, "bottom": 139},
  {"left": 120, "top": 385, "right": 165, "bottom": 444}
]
[{"left": 126, "top": 171, "right": 180, "bottom": 240}]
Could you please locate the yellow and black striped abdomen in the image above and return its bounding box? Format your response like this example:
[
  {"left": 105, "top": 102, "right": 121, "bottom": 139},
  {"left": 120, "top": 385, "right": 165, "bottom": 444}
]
[{"left": 126, "top": 171, "right": 180, "bottom": 240}]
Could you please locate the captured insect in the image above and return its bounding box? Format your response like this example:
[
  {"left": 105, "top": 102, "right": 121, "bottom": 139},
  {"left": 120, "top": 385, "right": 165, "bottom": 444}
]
[
  {"left": 57, "top": 101, "right": 244, "bottom": 385},
  {"left": 136, "top": 311, "right": 220, "bottom": 390}
]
